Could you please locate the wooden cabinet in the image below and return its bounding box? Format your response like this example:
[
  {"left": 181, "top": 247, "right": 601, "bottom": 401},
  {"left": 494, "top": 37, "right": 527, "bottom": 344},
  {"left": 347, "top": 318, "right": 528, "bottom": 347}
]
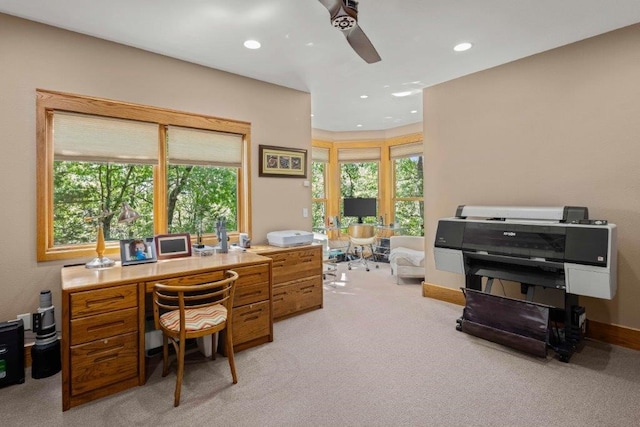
[
  {"left": 229, "top": 264, "right": 271, "bottom": 348},
  {"left": 253, "top": 245, "right": 323, "bottom": 321},
  {"left": 64, "top": 284, "right": 141, "bottom": 410},
  {"left": 61, "top": 253, "right": 272, "bottom": 410},
  {"left": 217, "top": 262, "right": 272, "bottom": 354}
]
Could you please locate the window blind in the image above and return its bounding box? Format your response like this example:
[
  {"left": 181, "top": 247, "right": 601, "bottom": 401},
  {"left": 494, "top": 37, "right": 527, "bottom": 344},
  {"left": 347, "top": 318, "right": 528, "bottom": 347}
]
[
  {"left": 312, "top": 146, "right": 329, "bottom": 162},
  {"left": 167, "top": 126, "right": 242, "bottom": 167},
  {"left": 338, "top": 147, "right": 380, "bottom": 162},
  {"left": 390, "top": 142, "right": 423, "bottom": 159},
  {"left": 53, "top": 112, "right": 159, "bottom": 164}
]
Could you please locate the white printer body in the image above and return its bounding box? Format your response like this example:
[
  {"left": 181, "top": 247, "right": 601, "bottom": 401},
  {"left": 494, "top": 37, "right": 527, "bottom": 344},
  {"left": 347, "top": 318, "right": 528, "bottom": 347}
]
[{"left": 267, "top": 230, "right": 314, "bottom": 247}]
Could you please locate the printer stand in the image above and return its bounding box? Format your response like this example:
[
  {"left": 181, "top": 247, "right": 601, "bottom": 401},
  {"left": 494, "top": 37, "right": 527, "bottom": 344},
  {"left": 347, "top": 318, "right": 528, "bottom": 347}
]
[{"left": 459, "top": 276, "right": 585, "bottom": 362}]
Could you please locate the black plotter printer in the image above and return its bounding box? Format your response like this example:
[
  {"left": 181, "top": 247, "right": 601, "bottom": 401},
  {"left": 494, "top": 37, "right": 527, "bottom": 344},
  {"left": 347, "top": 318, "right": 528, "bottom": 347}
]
[{"left": 433, "top": 205, "right": 617, "bottom": 361}]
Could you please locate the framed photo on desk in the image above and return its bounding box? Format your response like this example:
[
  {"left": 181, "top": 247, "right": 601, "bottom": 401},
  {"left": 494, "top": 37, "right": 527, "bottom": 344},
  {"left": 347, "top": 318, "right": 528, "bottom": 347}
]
[
  {"left": 120, "top": 237, "right": 157, "bottom": 265},
  {"left": 155, "top": 233, "right": 192, "bottom": 259}
]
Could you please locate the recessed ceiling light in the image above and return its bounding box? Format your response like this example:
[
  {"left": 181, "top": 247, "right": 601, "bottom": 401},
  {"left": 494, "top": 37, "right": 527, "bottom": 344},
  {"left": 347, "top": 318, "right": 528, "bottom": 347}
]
[
  {"left": 360, "top": 95, "right": 368, "bottom": 99},
  {"left": 356, "top": 124, "right": 363, "bottom": 127},
  {"left": 391, "top": 91, "right": 412, "bottom": 97},
  {"left": 410, "top": 110, "right": 418, "bottom": 114},
  {"left": 310, "top": 114, "right": 314, "bottom": 117},
  {"left": 244, "top": 40, "right": 261, "bottom": 49},
  {"left": 453, "top": 42, "right": 472, "bottom": 52}
]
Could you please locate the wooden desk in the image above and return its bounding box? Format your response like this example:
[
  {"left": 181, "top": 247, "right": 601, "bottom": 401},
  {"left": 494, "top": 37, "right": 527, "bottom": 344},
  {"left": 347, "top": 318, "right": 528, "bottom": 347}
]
[{"left": 60, "top": 252, "right": 272, "bottom": 411}]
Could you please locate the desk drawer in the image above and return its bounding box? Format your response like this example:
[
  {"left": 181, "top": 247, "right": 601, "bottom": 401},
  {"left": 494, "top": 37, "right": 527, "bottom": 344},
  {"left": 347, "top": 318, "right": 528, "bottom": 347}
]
[
  {"left": 270, "top": 247, "right": 321, "bottom": 284},
  {"left": 70, "top": 332, "right": 138, "bottom": 396},
  {"left": 233, "top": 263, "right": 270, "bottom": 287},
  {"left": 273, "top": 276, "right": 323, "bottom": 320},
  {"left": 232, "top": 300, "right": 270, "bottom": 345},
  {"left": 71, "top": 284, "right": 138, "bottom": 318},
  {"left": 146, "top": 271, "right": 224, "bottom": 293},
  {"left": 234, "top": 280, "right": 269, "bottom": 307},
  {"left": 70, "top": 307, "right": 138, "bottom": 346}
]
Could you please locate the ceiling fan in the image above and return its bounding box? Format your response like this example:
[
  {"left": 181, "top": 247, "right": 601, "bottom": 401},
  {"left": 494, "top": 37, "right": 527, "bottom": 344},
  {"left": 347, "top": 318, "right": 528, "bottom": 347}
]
[{"left": 318, "top": 0, "right": 381, "bottom": 64}]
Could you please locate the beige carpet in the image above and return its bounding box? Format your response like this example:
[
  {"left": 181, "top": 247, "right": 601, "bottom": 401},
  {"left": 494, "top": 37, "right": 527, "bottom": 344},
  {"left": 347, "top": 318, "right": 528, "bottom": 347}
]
[{"left": 4, "top": 262, "right": 640, "bottom": 426}]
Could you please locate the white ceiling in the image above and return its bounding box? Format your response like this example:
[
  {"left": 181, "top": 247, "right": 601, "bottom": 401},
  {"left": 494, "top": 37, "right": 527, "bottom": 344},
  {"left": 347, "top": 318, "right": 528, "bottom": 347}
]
[{"left": 2, "top": 0, "right": 640, "bottom": 132}]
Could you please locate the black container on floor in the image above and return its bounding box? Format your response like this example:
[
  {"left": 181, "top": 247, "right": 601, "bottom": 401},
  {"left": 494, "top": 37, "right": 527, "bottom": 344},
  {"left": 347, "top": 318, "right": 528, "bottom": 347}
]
[
  {"left": 31, "top": 339, "right": 61, "bottom": 379},
  {"left": 0, "top": 319, "right": 25, "bottom": 388}
]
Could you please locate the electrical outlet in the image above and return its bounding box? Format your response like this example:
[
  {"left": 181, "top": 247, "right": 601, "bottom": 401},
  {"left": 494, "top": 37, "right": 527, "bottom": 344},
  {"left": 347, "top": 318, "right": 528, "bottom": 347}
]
[
  {"left": 17, "top": 313, "right": 31, "bottom": 330},
  {"left": 302, "top": 208, "right": 308, "bottom": 218}
]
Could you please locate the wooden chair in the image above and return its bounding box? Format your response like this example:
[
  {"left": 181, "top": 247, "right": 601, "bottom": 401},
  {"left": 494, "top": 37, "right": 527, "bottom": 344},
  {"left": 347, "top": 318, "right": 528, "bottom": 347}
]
[{"left": 152, "top": 270, "right": 239, "bottom": 407}]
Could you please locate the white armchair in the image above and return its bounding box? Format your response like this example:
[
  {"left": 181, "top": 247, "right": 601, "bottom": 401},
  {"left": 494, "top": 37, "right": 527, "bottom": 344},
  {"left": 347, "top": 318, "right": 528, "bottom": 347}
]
[{"left": 389, "top": 236, "right": 425, "bottom": 284}]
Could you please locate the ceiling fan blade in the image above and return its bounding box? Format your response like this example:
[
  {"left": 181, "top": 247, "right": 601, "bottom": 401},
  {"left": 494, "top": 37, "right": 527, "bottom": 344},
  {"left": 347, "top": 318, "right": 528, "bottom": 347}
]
[
  {"left": 346, "top": 25, "right": 381, "bottom": 64},
  {"left": 317, "top": 0, "right": 342, "bottom": 16}
]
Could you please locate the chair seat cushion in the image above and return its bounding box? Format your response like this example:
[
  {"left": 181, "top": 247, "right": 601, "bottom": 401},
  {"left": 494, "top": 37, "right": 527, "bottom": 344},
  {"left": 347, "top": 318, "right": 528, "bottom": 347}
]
[
  {"left": 389, "top": 247, "right": 425, "bottom": 266},
  {"left": 160, "top": 304, "right": 227, "bottom": 332},
  {"left": 350, "top": 236, "right": 376, "bottom": 245}
]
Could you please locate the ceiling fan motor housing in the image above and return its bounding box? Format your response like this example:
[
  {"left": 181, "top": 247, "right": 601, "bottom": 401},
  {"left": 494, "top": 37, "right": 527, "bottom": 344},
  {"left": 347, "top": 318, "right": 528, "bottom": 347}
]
[
  {"left": 332, "top": 15, "right": 356, "bottom": 30},
  {"left": 332, "top": 0, "right": 358, "bottom": 31}
]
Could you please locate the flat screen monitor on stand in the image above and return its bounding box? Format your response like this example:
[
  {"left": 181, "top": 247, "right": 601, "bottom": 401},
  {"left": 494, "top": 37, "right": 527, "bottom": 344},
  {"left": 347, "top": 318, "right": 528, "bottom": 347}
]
[{"left": 343, "top": 198, "right": 377, "bottom": 223}]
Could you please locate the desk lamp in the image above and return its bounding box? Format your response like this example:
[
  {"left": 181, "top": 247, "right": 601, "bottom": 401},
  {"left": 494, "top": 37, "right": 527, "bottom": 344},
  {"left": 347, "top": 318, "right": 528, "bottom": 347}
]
[{"left": 117, "top": 202, "right": 140, "bottom": 227}]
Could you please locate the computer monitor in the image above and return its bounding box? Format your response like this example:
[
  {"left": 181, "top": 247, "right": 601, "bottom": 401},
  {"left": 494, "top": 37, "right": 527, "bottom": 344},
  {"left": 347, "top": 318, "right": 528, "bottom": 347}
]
[{"left": 343, "top": 198, "right": 377, "bottom": 223}]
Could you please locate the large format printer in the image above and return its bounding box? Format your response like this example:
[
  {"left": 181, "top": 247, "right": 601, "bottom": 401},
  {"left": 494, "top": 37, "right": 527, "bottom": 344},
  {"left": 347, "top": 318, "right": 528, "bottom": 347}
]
[{"left": 434, "top": 205, "right": 617, "bottom": 361}]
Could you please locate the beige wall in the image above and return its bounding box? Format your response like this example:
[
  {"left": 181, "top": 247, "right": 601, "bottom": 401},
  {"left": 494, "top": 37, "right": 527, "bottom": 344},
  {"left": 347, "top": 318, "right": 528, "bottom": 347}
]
[
  {"left": 424, "top": 24, "right": 640, "bottom": 328},
  {"left": 0, "top": 14, "right": 311, "bottom": 323}
]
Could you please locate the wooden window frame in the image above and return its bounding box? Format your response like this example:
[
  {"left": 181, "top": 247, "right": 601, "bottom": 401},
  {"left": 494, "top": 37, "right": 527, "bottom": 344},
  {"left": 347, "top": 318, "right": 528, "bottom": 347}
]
[{"left": 36, "top": 89, "right": 252, "bottom": 262}]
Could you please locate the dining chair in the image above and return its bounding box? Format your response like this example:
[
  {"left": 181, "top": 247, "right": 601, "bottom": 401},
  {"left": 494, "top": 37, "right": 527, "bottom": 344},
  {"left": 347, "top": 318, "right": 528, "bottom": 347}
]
[{"left": 152, "top": 270, "right": 239, "bottom": 407}]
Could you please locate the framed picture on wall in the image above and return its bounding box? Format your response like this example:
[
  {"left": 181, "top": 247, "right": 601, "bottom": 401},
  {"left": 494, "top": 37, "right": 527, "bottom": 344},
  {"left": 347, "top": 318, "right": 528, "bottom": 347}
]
[
  {"left": 258, "top": 145, "right": 307, "bottom": 178},
  {"left": 119, "top": 237, "right": 157, "bottom": 266}
]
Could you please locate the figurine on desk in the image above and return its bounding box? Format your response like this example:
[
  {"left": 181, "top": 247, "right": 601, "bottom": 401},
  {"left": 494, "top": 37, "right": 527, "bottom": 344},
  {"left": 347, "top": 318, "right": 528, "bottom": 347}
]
[
  {"left": 192, "top": 218, "right": 229, "bottom": 256},
  {"left": 215, "top": 217, "right": 228, "bottom": 253}
]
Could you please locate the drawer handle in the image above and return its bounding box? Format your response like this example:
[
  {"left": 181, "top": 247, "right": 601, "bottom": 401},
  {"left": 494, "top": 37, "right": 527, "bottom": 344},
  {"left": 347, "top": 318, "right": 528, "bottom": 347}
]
[
  {"left": 86, "top": 295, "right": 125, "bottom": 307},
  {"left": 241, "top": 290, "right": 262, "bottom": 297},
  {"left": 300, "top": 285, "right": 315, "bottom": 291},
  {"left": 87, "top": 320, "right": 126, "bottom": 332},
  {"left": 273, "top": 296, "right": 284, "bottom": 302},
  {"left": 94, "top": 354, "right": 119, "bottom": 364},
  {"left": 86, "top": 342, "right": 125, "bottom": 357},
  {"left": 240, "top": 308, "right": 262, "bottom": 317},
  {"left": 243, "top": 316, "right": 259, "bottom": 322}
]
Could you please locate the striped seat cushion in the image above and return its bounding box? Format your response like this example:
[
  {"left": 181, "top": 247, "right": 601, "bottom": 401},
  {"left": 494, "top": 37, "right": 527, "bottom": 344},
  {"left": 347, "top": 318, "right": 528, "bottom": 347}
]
[{"left": 160, "top": 304, "right": 227, "bottom": 332}]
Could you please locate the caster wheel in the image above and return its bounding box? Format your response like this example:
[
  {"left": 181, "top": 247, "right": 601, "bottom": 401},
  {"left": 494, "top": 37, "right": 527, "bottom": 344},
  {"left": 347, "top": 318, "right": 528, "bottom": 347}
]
[
  {"left": 366, "top": 268, "right": 370, "bottom": 271},
  {"left": 456, "top": 324, "right": 462, "bottom": 331},
  {"left": 375, "top": 265, "right": 379, "bottom": 269},
  {"left": 348, "top": 266, "right": 352, "bottom": 270}
]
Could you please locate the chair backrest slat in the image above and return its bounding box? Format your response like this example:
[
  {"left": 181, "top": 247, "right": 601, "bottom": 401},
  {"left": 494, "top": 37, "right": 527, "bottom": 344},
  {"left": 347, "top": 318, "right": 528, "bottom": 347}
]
[{"left": 152, "top": 270, "right": 238, "bottom": 330}]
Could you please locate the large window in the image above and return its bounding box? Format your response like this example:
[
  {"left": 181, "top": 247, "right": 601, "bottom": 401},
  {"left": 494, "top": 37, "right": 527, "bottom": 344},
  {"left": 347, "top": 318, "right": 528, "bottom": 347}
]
[
  {"left": 339, "top": 147, "right": 380, "bottom": 225},
  {"left": 37, "top": 90, "right": 250, "bottom": 261},
  {"left": 311, "top": 146, "right": 329, "bottom": 229},
  {"left": 166, "top": 126, "right": 242, "bottom": 234},
  {"left": 392, "top": 143, "right": 424, "bottom": 236}
]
